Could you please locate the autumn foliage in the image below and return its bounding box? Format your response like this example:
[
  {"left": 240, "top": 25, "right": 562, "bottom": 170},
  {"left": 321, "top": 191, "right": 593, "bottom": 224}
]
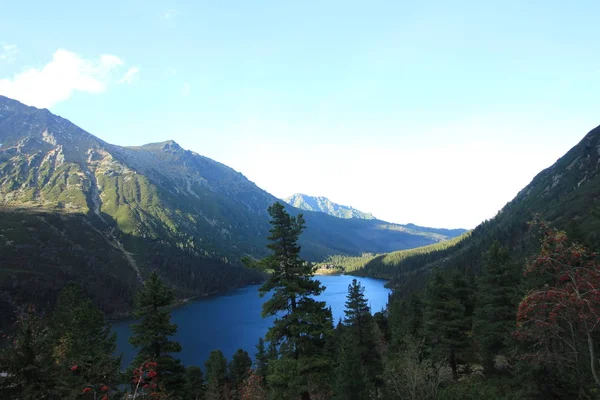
[{"left": 515, "top": 222, "right": 600, "bottom": 386}]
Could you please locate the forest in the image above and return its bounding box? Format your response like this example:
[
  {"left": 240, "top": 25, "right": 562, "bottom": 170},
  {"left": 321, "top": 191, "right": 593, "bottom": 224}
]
[{"left": 1, "top": 202, "right": 600, "bottom": 399}]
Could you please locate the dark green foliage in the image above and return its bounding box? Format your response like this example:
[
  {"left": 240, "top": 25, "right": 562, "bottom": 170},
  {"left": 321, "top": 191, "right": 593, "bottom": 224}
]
[
  {"left": 249, "top": 202, "right": 334, "bottom": 399},
  {"left": 0, "top": 307, "right": 59, "bottom": 399},
  {"left": 335, "top": 330, "right": 369, "bottom": 400},
  {"left": 337, "top": 279, "right": 382, "bottom": 397},
  {"left": 334, "top": 279, "right": 384, "bottom": 399},
  {"left": 473, "top": 242, "right": 520, "bottom": 372},
  {"left": 229, "top": 349, "right": 252, "bottom": 399},
  {"left": 255, "top": 338, "right": 269, "bottom": 381},
  {"left": 437, "top": 376, "right": 523, "bottom": 400},
  {"left": 424, "top": 271, "right": 473, "bottom": 381},
  {"left": 129, "top": 272, "right": 185, "bottom": 397},
  {"left": 205, "top": 350, "right": 229, "bottom": 400},
  {"left": 50, "top": 283, "right": 121, "bottom": 398},
  {"left": 184, "top": 366, "right": 205, "bottom": 400}
]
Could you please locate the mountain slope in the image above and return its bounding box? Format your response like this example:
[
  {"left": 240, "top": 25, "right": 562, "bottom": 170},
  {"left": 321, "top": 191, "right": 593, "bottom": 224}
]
[
  {"left": 285, "top": 193, "right": 376, "bottom": 219},
  {"left": 0, "top": 95, "right": 463, "bottom": 320},
  {"left": 348, "top": 124, "right": 600, "bottom": 290}
]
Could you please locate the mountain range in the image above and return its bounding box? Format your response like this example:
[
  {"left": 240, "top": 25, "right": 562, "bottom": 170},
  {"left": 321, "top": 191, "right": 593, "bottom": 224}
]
[
  {"left": 0, "top": 95, "right": 464, "bottom": 319},
  {"left": 284, "top": 194, "right": 376, "bottom": 219}
]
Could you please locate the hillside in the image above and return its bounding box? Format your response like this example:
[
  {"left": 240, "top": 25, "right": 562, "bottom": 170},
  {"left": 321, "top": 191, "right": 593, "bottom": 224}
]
[
  {"left": 285, "top": 193, "right": 376, "bottom": 219},
  {"left": 346, "top": 124, "right": 600, "bottom": 291},
  {"left": 0, "top": 95, "right": 461, "bottom": 319}
]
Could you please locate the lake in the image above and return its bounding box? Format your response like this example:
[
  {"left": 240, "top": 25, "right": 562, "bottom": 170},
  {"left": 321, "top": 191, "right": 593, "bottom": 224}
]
[{"left": 112, "top": 275, "right": 391, "bottom": 367}]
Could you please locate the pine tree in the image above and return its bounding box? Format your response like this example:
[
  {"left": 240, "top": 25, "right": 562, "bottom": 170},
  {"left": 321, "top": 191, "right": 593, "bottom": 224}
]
[
  {"left": 334, "top": 330, "right": 369, "bottom": 400},
  {"left": 424, "top": 271, "right": 472, "bottom": 381},
  {"left": 230, "top": 348, "right": 252, "bottom": 399},
  {"left": 50, "top": 283, "right": 120, "bottom": 398},
  {"left": 473, "top": 242, "right": 520, "bottom": 372},
  {"left": 254, "top": 338, "right": 268, "bottom": 382},
  {"left": 205, "top": 350, "right": 229, "bottom": 400},
  {"left": 0, "top": 306, "right": 59, "bottom": 399},
  {"left": 336, "top": 279, "right": 382, "bottom": 398},
  {"left": 129, "top": 272, "right": 185, "bottom": 397},
  {"left": 246, "top": 202, "right": 333, "bottom": 400},
  {"left": 184, "top": 366, "right": 205, "bottom": 400}
]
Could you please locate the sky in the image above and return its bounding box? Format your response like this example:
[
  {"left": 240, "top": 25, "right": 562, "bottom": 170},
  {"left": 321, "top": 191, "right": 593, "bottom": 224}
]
[{"left": 1, "top": 1, "right": 599, "bottom": 229}]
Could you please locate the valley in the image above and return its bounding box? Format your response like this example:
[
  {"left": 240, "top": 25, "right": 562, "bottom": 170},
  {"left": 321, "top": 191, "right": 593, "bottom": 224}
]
[{"left": 0, "top": 95, "right": 464, "bottom": 323}]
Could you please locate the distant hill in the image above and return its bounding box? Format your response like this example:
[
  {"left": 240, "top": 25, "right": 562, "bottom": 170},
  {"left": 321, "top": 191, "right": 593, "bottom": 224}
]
[
  {"left": 285, "top": 193, "right": 376, "bottom": 220},
  {"left": 0, "top": 95, "right": 464, "bottom": 321},
  {"left": 346, "top": 124, "right": 600, "bottom": 292},
  {"left": 285, "top": 193, "right": 467, "bottom": 239}
]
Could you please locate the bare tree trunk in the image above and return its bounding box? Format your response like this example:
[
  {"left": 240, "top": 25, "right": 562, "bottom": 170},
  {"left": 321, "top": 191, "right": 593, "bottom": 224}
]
[
  {"left": 587, "top": 332, "right": 600, "bottom": 387},
  {"left": 450, "top": 349, "right": 459, "bottom": 381}
]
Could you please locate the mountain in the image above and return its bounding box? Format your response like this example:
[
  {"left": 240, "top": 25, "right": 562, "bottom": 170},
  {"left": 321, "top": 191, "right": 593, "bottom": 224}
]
[
  {"left": 285, "top": 193, "right": 376, "bottom": 219},
  {"left": 0, "top": 95, "right": 463, "bottom": 320},
  {"left": 347, "top": 124, "right": 600, "bottom": 291}
]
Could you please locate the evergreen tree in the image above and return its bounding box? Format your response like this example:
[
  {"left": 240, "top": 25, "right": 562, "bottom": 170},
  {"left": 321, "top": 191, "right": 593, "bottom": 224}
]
[
  {"left": 424, "top": 271, "right": 472, "bottom": 381},
  {"left": 338, "top": 279, "right": 382, "bottom": 396},
  {"left": 129, "top": 272, "right": 185, "bottom": 397},
  {"left": 246, "top": 202, "right": 333, "bottom": 399},
  {"left": 230, "top": 349, "right": 252, "bottom": 399},
  {"left": 0, "top": 307, "right": 59, "bottom": 399},
  {"left": 473, "top": 242, "right": 519, "bottom": 372},
  {"left": 184, "top": 366, "right": 205, "bottom": 400},
  {"left": 334, "top": 330, "right": 369, "bottom": 400},
  {"left": 254, "top": 338, "right": 268, "bottom": 382},
  {"left": 205, "top": 350, "right": 229, "bottom": 400},
  {"left": 50, "top": 283, "right": 120, "bottom": 398}
]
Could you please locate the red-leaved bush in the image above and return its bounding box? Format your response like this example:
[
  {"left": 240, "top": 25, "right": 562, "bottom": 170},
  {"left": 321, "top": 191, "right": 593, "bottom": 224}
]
[{"left": 515, "top": 222, "right": 600, "bottom": 386}]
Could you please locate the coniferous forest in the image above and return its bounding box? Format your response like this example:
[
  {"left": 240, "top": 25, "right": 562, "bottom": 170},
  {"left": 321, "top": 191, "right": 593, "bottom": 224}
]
[{"left": 2, "top": 200, "right": 600, "bottom": 399}]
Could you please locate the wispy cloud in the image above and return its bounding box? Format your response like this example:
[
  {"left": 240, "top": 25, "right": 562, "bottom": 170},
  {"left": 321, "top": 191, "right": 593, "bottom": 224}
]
[
  {"left": 0, "top": 49, "right": 129, "bottom": 108},
  {"left": 0, "top": 44, "right": 19, "bottom": 63},
  {"left": 181, "top": 82, "right": 191, "bottom": 97},
  {"left": 118, "top": 67, "right": 140, "bottom": 84}
]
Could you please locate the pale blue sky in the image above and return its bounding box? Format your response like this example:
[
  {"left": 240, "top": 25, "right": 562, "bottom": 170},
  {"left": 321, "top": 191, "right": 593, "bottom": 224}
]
[{"left": 1, "top": 1, "right": 599, "bottom": 228}]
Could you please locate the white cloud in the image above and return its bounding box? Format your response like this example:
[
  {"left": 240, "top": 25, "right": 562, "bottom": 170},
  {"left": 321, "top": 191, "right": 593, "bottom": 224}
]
[
  {"left": 0, "top": 44, "right": 19, "bottom": 63},
  {"left": 118, "top": 67, "right": 140, "bottom": 84},
  {"left": 181, "top": 82, "right": 191, "bottom": 96},
  {"left": 0, "top": 49, "right": 127, "bottom": 108}
]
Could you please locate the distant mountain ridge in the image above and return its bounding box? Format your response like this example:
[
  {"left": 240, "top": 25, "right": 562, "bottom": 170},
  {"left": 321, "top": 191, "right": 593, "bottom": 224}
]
[
  {"left": 0, "top": 95, "right": 465, "bottom": 320},
  {"left": 285, "top": 193, "right": 467, "bottom": 238},
  {"left": 285, "top": 193, "right": 376, "bottom": 220}
]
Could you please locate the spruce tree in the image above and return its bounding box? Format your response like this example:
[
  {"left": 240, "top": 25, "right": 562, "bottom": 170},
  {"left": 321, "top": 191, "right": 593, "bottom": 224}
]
[
  {"left": 337, "top": 279, "right": 382, "bottom": 398},
  {"left": 254, "top": 338, "right": 268, "bottom": 381},
  {"left": 50, "top": 283, "right": 120, "bottom": 398},
  {"left": 334, "top": 330, "right": 368, "bottom": 400},
  {"left": 246, "top": 202, "right": 333, "bottom": 399},
  {"left": 129, "top": 272, "right": 185, "bottom": 397},
  {"left": 229, "top": 348, "right": 252, "bottom": 399},
  {"left": 473, "top": 242, "right": 520, "bottom": 372},
  {"left": 0, "top": 307, "right": 59, "bottom": 399},
  {"left": 205, "top": 350, "right": 229, "bottom": 400},
  {"left": 424, "top": 271, "right": 472, "bottom": 381},
  {"left": 184, "top": 366, "right": 205, "bottom": 400}
]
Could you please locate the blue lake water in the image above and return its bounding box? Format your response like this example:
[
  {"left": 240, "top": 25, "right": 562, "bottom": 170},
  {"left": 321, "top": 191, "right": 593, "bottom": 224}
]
[{"left": 112, "top": 275, "right": 391, "bottom": 367}]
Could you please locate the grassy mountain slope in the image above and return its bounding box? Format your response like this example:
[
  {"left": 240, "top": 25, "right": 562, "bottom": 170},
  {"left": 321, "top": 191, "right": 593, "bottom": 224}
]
[
  {"left": 0, "top": 95, "right": 462, "bottom": 320},
  {"left": 346, "top": 124, "right": 600, "bottom": 290}
]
